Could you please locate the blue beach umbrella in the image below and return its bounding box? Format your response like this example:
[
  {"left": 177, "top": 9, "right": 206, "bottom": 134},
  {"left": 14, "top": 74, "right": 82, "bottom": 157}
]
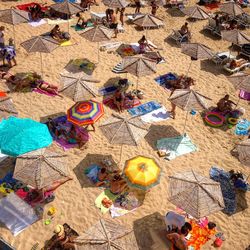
[{"left": 0, "top": 117, "right": 52, "bottom": 157}]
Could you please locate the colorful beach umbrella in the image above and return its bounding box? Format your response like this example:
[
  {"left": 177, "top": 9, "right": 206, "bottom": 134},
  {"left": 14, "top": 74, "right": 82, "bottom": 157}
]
[
  {"left": 67, "top": 100, "right": 104, "bottom": 126},
  {"left": 123, "top": 156, "right": 161, "bottom": 191},
  {"left": 0, "top": 116, "right": 52, "bottom": 157}
]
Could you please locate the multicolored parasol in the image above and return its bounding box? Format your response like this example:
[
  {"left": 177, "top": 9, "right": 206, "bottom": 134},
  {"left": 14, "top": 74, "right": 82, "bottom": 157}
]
[
  {"left": 123, "top": 156, "right": 161, "bottom": 191},
  {"left": 67, "top": 100, "right": 104, "bottom": 126}
]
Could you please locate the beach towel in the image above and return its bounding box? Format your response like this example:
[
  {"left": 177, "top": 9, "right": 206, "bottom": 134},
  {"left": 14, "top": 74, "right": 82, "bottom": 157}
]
[
  {"left": 95, "top": 189, "right": 119, "bottom": 214},
  {"left": 154, "top": 72, "right": 178, "bottom": 90},
  {"left": 239, "top": 89, "right": 250, "bottom": 101},
  {"left": 32, "top": 82, "right": 58, "bottom": 97},
  {"left": 60, "top": 40, "right": 73, "bottom": 47},
  {"left": 204, "top": 2, "right": 220, "bottom": 9},
  {"left": 98, "top": 85, "right": 117, "bottom": 96},
  {"left": 156, "top": 134, "right": 197, "bottom": 160},
  {"left": 16, "top": 2, "right": 48, "bottom": 12},
  {"left": 47, "top": 19, "right": 74, "bottom": 25},
  {"left": 28, "top": 19, "right": 46, "bottom": 27},
  {"left": 85, "top": 164, "right": 100, "bottom": 184},
  {"left": 0, "top": 193, "right": 39, "bottom": 236},
  {"left": 65, "top": 58, "right": 96, "bottom": 75},
  {"left": 110, "top": 205, "right": 136, "bottom": 218},
  {"left": 112, "top": 62, "right": 127, "bottom": 74},
  {"left": 235, "top": 119, "right": 250, "bottom": 136},
  {"left": 140, "top": 106, "right": 170, "bottom": 123},
  {"left": 127, "top": 101, "right": 162, "bottom": 116},
  {"left": 164, "top": 211, "right": 185, "bottom": 231},
  {"left": 103, "top": 96, "right": 141, "bottom": 110},
  {"left": 209, "top": 167, "right": 236, "bottom": 215},
  {"left": 71, "top": 22, "right": 94, "bottom": 31},
  {"left": 0, "top": 92, "right": 7, "bottom": 97}
]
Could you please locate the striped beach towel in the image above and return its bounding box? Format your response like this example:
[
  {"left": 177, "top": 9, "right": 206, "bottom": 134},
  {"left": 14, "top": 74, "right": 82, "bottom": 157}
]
[
  {"left": 112, "top": 62, "right": 126, "bottom": 74},
  {"left": 128, "top": 101, "right": 162, "bottom": 116}
]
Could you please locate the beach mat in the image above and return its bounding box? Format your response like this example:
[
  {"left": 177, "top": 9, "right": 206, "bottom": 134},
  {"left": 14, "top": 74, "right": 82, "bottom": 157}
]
[
  {"left": 71, "top": 22, "right": 94, "bottom": 31},
  {"left": 16, "top": 2, "right": 48, "bottom": 12},
  {"left": 112, "top": 62, "right": 126, "bottom": 74},
  {"left": 156, "top": 134, "right": 197, "bottom": 160},
  {"left": 47, "top": 18, "right": 74, "bottom": 25},
  {"left": 127, "top": 101, "right": 161, "bottom": 116},
  {"left": 98, "top": 85, "right": 117, "bottom": 96},
  {"left": 154, "top": 72, "right": 177, "bottom": 90},
  {"left": 65, "top": 58, "right": 96, "bottom": 75},
  {"left": 95, "top": 189, "right": 119, "bottom": 214},
  {"left": 28, "top": 19, "right": 46, "bottom": 27},
  {"left": 141, "top": 106, "right": 170, "bottom": 123}
]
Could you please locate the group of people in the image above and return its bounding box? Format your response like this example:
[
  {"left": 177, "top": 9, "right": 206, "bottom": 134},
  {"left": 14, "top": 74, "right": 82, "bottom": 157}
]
[{"left": 213, "top": 13, "right": 238, "bottom": 31}]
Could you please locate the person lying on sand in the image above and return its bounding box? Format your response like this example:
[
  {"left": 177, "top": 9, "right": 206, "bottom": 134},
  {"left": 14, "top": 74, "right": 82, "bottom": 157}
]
[
  {"left": 168, "top": 75, "right": 194, "bottom": 90},
  {"left": 167, "top": 226, "right": 189, "bottom": 250},
  {"left": 216, "top": 94, "right": 236, "bottom": 112},
  {"left": 110, "top": 174, "right": 127, "bottom": 195},
  {"left": 229, "top": 58, "right": 248, "bottom": 69}
]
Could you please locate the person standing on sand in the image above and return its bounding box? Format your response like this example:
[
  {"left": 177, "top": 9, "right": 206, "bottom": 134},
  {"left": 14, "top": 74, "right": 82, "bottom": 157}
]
[
  {"left": 116, "top": 8, "right": 125, "bottom": 26},
  {"left": 151, "top": 0, "right": 159, "bottom": 16},
  {"left": 110, "top": 9, "right": 118, "bottom": 38},
  {"left": 135, "top": 0, "right": 141, "bottom": 13}
]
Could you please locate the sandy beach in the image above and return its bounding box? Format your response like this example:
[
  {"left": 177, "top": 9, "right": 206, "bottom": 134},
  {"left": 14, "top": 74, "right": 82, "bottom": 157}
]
[{"left": 0, "top": 0, "right": 249, "bottom": 249}]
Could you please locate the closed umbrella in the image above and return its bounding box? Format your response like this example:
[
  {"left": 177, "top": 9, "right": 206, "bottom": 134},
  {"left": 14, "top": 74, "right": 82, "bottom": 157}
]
[
  {"left": 73, "top": 219, "right": 139, "bottom": 250},
  {"left": 181, "top": 6, "right": 210, "bottom": 20},
  {"left": 227, "top": 73, "right": 250, "bottom": 93},
  {"left": 220, "top": 2, "right": 244, "bottom": 17},
  {"left": 14, "top": 148, "right": 69, "bottom": 190},
  {"left": 80, "top": 25, "right": 114, "bottom": 63},
  {"left": 0, "top": 116, "right": 52, "bottom": 157},
  {"left": 181, "top": 43, "right": 215, "bottom": 76},
  {"left": 67, "top": 100, "right": 104, "bottom": 127},
  {"left": 236, "top": 139, "right": 250, "bottom": 167},
  {"left": 168, "top": 170, "right": 225, "bottom": 218},
  {"left": 123, "top": 155, "right": 161, "bottom": 191},
  {"left": 59, "top": 72, "right": 100, "bottom": 101},
  {"left": 168, "top": 89, "right": 210, "bottom": 133},
  {"left": 0, "top": 96, "right": 18, "bottom": 121},
  {"left": 21, "top": 36, "right": 60, "bottom": 76},
  {"left": 0, "top": 9, "right": 29, "bottom": 45},
  {"left": 103, "top": 0, "right": 129, "bottom": 8},
  {"left": 120, "top": 54, "right": 157, "bottom": 89}
]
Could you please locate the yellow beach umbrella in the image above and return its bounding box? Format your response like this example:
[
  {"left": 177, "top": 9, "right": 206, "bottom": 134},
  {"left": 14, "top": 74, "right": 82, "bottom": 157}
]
[{"left": 123, "top": 156, "right": 161, "bottom": 191}]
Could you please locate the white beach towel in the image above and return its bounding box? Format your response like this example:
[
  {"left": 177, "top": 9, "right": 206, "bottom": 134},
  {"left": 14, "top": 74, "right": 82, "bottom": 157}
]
[
  {"left": 110, "top": 205, "right": 137, "bottom": 218},
  {"left": 46, "top": 18, "right": 74, "bottom": 25},
  {"left": 141, "top": 107, "right": 170, "bottom": 123},
  {"left": 28, "top": 19, "right": 46, "bottom": 27},
  {"left": 0, "top": 193, "right": 39, "bottom": 236}
]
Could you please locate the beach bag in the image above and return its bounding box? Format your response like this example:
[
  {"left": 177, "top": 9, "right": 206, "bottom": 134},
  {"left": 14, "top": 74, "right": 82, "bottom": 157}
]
[{"left": 214, "top": 237, "right": 223, "bottom": 247}]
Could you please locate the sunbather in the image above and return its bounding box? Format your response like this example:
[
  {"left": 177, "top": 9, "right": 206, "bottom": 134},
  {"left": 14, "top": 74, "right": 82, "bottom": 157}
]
[
  {"left": 65, "top": 125, "right": 86, "bottom": 148},
  {"left": 217, "top": 94, "right": 236, "bottom": 112},
  {"left": 116, "top": 7, "right": 125, "bottom": 26},
  {"left": 138, "top": 35, "right": 153, "bottom": 54},
  {"left": 151, "top": 0, "right": 159, "bottom": 16},
  {"left": 110, "top": 174, "right": 127, "bottom": 195},
  {"left": 50, "top": 25, "right": 70, "bottom": 42},
  {"left": 76, "top": 12, "right": 88, "bottom": 29},
  {"left": 167, "top": 226, "right": 189, "bottom": 250},
  {"left": 113, "top": 88, "right": 125, "bottom": 112},
  {"left": 95, "top": 167, "right": 109, "bottom": 186},
  {"left": 229, "top": 59, "right": 248, "bottom": 69},
  {"left": 229, "top": 170, "right": 249, "bottom": 191}
]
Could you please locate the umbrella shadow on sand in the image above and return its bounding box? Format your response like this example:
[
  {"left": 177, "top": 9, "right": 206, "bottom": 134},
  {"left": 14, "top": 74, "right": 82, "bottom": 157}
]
[
  {"left": 40, "top": 112, "right": 66, "bottom": 123},
  {"left": 200, "top": 60, "right": 224, "bottom": 76},
  {"left": 166, "top": 8, "right": 185, "bottom": 17},
  {"left": 234, "top": 189, "right": 248, "bottom": 214},
  {"left": 133, "top": 212, "right": 171, "bottom": 250},
  {"left": 145, "top": 125, "right": 181, "bottom": 150},
  {"left": 73, "top": 153, "right": 119, "bottom": 188},
  {"left": 199, "top": 29, "right": 221, "bottom": 41}
]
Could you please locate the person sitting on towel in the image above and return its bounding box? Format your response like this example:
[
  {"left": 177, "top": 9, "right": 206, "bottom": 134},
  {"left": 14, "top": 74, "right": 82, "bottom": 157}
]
[
  {"left": 50, "top": 25, "right": 70, "bottom": 42},
  {"left": 167, "top": 226, "right": 189, "bottom": 250},
  {"left": 76, "top": 12, "right": 88, "bottom": 29},
  {"left": 138, "top": 35, "right": 153, "bottom": 54},
  {"left": 217, "top": 94, "right": 236, "bottom": 112},
  {"left": 29, "top": 3, "right": 42, "bottom": 21},
  {"left": 113, "top": 88, "right": 125, "bottom": 113},
  {"left": 110, "top": 174, "right": 127, "bottom": 195}
]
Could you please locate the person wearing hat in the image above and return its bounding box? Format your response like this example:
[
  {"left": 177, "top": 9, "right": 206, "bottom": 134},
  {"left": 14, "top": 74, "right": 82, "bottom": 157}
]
[
  {"left": 0, "top": 26, "right": 5, "bottom": 48},
  {"left": 47, "top": 224, "right": 77, "bottom": 249}
]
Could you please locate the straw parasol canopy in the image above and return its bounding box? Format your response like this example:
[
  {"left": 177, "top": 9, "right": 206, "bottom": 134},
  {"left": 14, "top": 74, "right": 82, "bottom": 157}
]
[
  {"left": 0, "top": 9, "right": 29, "bottom": 25},
  {"left": 103, "top": 0, "right": 129, "bottom": 8},
  {"left": 181, "top": 6, "right": 210, "bottom": 20},
  {"left": 14, "top": 148, "right": 69, "bottom": 189},
  {"left": 0, "top": 97, "right": 18, "bottom": 121},
  {"left": 168, "top": 89, "right": 210, "bottom": 111},
  {"left": 168, "top": 170, "right": 225, "bottom": 218},
  {"left": 181, "top": 43, "right": 214, "bottom": 60},
  {"left": 73, "top": 219, "right": 139, "bottom": 250},
  {"left": 50, "top": 1, "right": 85, "bottom": 16},
  {"left": 220, "top": 2, "right": 244, "bottom": 16},
  {"left": 221, "top": 30, "right": 250, "bottom": 45},
  {"left": 80, "top": 25, "right": 114, "bottom": 42},
  {"left": 99, "top": 114, "right": 149, "bottom": 146},
  {"left": 236, "top": 139, "right": 250, "bottom": 167},
  {"left": 21, "top": 36, "right": 60, "bottom": 76},
  {"left": 59, "top": 72, "right": 100, "bottom": 101},
  {"left": 227, "top": 73, "right": 250, "bottom": 92},
  {"left": 124, "top": 156, "right": 161, "bottom": 191},
  {"left": 120, "top": 55, "right": 157, "bottom": 77},
  {"left": 133, "top": 14, "right": 164, "bottom": 28}
]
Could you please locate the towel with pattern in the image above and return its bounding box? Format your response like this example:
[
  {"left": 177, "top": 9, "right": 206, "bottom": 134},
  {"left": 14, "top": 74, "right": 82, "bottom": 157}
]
[{"left": 128, "top": 101, "right": 162, "bottom": 116}]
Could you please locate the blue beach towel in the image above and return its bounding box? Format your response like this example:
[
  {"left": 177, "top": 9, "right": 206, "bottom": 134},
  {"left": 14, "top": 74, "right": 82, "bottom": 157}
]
[
  {"left": 209, "top": 167, "right": 236, "bottom": 215},
  {"left": 154, "top": 72, "right": 178, "bottom": 89},
  {"left": 98, "top": 86, "right": 117, "bottom": 96},
  {"left": 235, "top": 119, "right": 250, "bottom": 136},
  {"left": 128, "top": 101, "right": 162, "bottom": 116}
]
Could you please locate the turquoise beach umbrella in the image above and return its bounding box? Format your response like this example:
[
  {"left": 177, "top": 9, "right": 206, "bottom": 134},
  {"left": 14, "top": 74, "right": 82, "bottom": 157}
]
[{"left": 0, "top": 117, "right": 52, "bottom": 157}]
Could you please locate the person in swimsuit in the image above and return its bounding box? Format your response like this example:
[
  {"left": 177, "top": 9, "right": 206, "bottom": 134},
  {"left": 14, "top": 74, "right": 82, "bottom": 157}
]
[
  {"left": 95, "top": 168, "right": 109, "bottom": 187},
  {"left": 76, "top": 12, "right": 88, "bottom": 29},
  {"left": 110, "top": 174, "right": 127, "bottom": 195},
  {"left": 216, "top": 94, "right": 236, "bottom": 112},
  {"left": 135, "top": 0, "right": 141, "bottom": 13},
  {"left": 138, "top": 35, "right": 153, "bottom": 54},
  {"left": 169, "top": 89, "right": 177, "bottom": 119},
  {"left": 110, "top": 9, "right": 118, "bottom": 38},
  {"left": 167, "top": 226, "right": 189, "bottom": 250},
  {"left": 151, "top": 0, "right": 159, "bottom": 16},
  {"left": 116, "top": 8, "right": 125, "bottom": 26},
  {"left": 113, "top": 88, "right": 125, "bottom": 112}
]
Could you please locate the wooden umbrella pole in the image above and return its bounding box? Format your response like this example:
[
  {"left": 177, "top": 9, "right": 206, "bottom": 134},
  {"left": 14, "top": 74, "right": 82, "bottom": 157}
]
[
  {"left": 182, "top": 110, "right": 189, "bottom": 135},
  {"left": 40, "top": 53, "right": 43, "bottom": 77},
  {"left": 119, "top": 145, "right": 123, "bottom": 164},
  {"left": 136, "top": 77, "right": 139, "bottom": 90},
  {"left": 13, "top": 25, "right": 16, "bottom": 47},
  {"left": 186, "top": 60, "right": 192, "bottom": 77},
  {"left": 97, "top": 42, "right": 100, "bottom": 64}
]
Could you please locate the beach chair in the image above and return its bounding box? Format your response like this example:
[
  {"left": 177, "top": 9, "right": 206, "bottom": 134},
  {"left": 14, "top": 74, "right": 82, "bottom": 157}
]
[
  {"left": 168, "top": 30, "right": 189, "bottom": 45},
  {"left": 203, "top": 18, "right": 221, "bottom": 37},
  {"left": 211, "top": 52, "right": 236, "bottom": 65},
  {"left": 234, "top": 13, "right": 250, "bottom": 28},
  {"left": 0, "top": 238, "right": 16, "bottom": 250}
]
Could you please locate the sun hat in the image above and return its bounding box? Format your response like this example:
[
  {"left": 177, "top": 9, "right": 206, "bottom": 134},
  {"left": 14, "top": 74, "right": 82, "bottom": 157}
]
[{"left": 54, "top": 224, "right": 64, "bottom": 236}]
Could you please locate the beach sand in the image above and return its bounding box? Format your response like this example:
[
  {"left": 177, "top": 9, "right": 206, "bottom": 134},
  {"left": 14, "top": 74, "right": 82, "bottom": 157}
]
[{"left": 0, "top": 0, "right": 249, "bottom": 249}]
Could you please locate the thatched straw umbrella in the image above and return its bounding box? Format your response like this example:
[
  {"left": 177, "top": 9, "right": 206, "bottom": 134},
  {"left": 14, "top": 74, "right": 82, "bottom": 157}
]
[
  {"left": 181, "top": 6, "right": 210, "bottom": 20},
  {"left": 59, "top": 72, "right": 100, "bottom": 101},
  {"left": 0, "top": 97, "right": 18, "bottom": 121},
  {"left": 103, "top": 0, "right": 129, "bottom": 8},
  {"left": 236, "top": 139, "right": 250, "bottom": 167},
  {"left": 80, "top": 25, "right": 114, "bottom": 63},
  {"left": 120, "top": 54, "right": 157, "bottom": 89},
  {"left": 73, "top": 219, "right": 139, "bottom": 250},
  {"left": 168, "top": 170, "right": 225, "bottom": 219},
  {"left": 227, "top": 73, "right": 250, "bottom": 93},
  {"left": 220, "top": 2, "right": 244, "bottom": 17},
  {"left": 221, "top": 30, "right": 250, "bottom": 46},
  {"left": 181, "top": 43, "right": 214, "bottom": 76},
  {"left": 21, "top": 36, "right": 60, "bottom": 76},
  {"left": 99, "top": 113, "right": 149, "bottom": 161},
  {"left": 14, "top": 148, "right": 69, "bottom": 190},
  {"left": 0, "top": 9, "right": 29, "bottom": 45},
  {"left": 50, "top": 1, "right": 85, "bottom": 31},
  {"left": 168, "top": 89, "right": 210, "bottom": 133}
]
